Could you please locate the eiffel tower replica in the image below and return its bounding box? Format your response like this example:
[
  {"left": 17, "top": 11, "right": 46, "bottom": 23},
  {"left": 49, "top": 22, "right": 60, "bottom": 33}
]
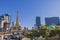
[{"left": 13, "top": 11, "right": 21, "bottom": 30}]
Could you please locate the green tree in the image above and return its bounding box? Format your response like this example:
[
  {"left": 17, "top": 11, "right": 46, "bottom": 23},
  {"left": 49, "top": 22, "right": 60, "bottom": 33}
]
[
  {"left": 26, "top": 29, "right": 40, "bottom": 40},
  {"left": 40, "top": 25, "right": 50, "bottom": 37},
  {"left": 49, "top": 30, "right": 57, "bottom": 37}
]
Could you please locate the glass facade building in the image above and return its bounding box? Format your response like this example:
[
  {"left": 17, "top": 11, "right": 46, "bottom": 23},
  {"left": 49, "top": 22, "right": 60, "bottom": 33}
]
[
  {"left": 36, "top": 16, "right": 41, "bottom": 29},
  {"left": 45, "top": 17, "right": 59, "bottom": 26}
]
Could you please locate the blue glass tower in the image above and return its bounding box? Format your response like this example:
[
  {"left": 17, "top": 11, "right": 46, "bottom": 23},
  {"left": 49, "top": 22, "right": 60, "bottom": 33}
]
[
  {"left": 36, "top": 16, "right": 41, "bottom": 29},
  {"left": 45, "top": 17, "right": 59, "bottom": 26}
]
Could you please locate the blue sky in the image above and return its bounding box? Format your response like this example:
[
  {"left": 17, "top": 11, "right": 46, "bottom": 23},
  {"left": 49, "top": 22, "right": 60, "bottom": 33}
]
[{"left": 0, "top": 0, "right": 60, "bottom": 29}]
